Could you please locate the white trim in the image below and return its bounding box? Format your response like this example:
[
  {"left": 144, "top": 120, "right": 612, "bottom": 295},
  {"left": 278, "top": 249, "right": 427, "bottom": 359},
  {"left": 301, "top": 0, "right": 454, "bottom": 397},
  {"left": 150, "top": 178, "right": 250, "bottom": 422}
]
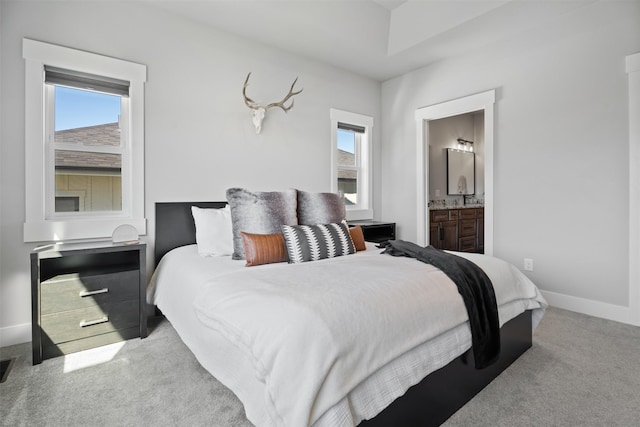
[
  {"left": 627, "top": 52, "right": 640, "bottom": 73},
  {"left": 23, "top": 218, "right": 146, "bottom": 242},
  {"left": 24, "top": 55, "right": 46, "bottom": 225},
  {"left": 0, "top": 322, "right": 31, "bottom": 347},
  {"left": 22, "top": 38, "right": 146, "bottom": 82},
  {"left": 22, "top": 39, "right": 147, "bottom": 243},
  {"left": 541, "top": 290, "right": 637, "bottom": 326},
  {"left": 330, "top": 108, "right": 374, "bottom": 220},
  {"left": 626, "top": 52, "right": 640, "bottom": 326},
  {"left": 415, "top": 90, "right": 495, "bottom": 255}
]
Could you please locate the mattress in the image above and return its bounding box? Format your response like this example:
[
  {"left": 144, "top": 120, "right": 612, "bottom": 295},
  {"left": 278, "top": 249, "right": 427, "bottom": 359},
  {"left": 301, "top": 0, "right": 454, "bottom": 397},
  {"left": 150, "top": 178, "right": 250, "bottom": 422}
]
[{"left": 148, "top": 243, "right": 546, "bottom": 426}]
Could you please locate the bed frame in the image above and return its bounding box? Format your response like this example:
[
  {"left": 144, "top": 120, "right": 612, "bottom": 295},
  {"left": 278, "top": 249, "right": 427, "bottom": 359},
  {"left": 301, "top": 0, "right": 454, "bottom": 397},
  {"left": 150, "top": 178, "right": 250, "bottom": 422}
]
[{"left": 154, "top": 201, "right": 533, "bottom": 427}]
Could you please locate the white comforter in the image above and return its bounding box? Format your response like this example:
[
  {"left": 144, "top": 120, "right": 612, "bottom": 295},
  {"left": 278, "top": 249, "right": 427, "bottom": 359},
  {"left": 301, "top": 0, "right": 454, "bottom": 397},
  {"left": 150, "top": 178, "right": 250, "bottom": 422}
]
[{"left": 190, "top": 247, "right": 546, "bottom": 427}]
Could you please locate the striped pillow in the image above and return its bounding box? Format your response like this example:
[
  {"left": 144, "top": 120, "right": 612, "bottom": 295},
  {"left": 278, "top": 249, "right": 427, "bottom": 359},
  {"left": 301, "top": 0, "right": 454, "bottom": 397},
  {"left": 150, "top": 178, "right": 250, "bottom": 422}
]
[{"left": 281, "top": 221, "right": 355, "bottom": 264}]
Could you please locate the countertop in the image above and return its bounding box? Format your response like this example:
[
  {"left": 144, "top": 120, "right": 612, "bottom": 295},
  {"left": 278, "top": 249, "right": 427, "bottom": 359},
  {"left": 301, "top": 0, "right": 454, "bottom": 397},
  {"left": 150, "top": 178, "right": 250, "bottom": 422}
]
[{"left": 429, "top": 204, "right": 484, "bottom": 211}]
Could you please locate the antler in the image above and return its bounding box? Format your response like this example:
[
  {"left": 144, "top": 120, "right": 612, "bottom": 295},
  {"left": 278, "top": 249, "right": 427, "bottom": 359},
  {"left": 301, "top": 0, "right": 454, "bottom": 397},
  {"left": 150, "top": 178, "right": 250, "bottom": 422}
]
[
  {"left": 242, "top": 72, "right": 261, "bottom": 110},
  {"left": 242, "top": 72, "right": 303, "bottom": 134},
  {"left": 242, "top": 72, "right": 303, "bottom": 112},
  {"left": 265, "top": 77, "right": 303, "bottom": 112}
]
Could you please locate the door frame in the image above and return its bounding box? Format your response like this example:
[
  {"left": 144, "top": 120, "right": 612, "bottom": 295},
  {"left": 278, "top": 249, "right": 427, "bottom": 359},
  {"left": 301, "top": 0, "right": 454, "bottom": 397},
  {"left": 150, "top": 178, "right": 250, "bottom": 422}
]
[
  {"left": 626, "top": 52, "right": 640, "bottom": 326},
  {"left": 415, "top": 90, "right": 495, "bottom": 255}
]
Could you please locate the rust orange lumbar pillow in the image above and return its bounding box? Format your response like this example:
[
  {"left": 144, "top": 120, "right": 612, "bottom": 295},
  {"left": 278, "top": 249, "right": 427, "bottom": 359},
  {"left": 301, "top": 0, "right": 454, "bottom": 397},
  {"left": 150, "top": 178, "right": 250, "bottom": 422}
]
[
  {"left": 349, "top": 225, "right": 367, "bottom": 251},
  {"left": 241, "top": 232, "right": 288, "bottom": 267}
]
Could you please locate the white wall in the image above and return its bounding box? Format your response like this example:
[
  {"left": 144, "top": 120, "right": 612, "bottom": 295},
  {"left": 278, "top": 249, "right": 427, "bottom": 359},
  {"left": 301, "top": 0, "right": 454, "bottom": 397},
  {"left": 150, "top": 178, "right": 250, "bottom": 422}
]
[
  {"left": 0, "top": 1, "right": 381, "bottom": 345},
  {"left": 381, "top": 1, "right": 640, "bottom": 322},
  {"left": 0, "top": 2, "right": 4, "bottom": 343}
]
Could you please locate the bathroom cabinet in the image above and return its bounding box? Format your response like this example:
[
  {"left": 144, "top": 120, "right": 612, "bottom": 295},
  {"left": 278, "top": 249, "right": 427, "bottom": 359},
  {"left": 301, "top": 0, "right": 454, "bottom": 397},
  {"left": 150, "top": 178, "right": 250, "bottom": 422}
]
[{"left": 430, "top": 208, "right": 484, "bottom": 253}]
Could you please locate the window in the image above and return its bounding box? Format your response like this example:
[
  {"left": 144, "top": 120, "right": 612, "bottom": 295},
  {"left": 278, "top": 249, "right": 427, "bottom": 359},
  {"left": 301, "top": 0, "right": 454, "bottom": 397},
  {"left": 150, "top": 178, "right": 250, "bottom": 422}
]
[
  {"left": 46, "top": 70, "right": 127, "bottom": 217},
  {"left": 330, "top": 109, "right": 373, "bottom": 220},
  {"left": 23, "top": 39, "right": 146, "bottom": 242}
]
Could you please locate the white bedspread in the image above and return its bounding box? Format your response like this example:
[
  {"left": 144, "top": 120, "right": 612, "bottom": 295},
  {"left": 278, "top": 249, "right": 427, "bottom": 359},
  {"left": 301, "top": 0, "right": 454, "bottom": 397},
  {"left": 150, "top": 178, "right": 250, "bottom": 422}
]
[{"left": 187, "top": 247, "right": 546, "bottom": 427}]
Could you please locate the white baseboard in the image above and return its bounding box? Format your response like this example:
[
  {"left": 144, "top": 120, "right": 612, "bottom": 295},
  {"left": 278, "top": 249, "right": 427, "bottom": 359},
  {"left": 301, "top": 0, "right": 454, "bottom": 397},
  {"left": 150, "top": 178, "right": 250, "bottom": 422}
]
[
  {"left": 541, "top": 290, "right": 639, "bottom": 327},
  {"left": 0, "top": 323, "right": 31, "bottom": 348}
]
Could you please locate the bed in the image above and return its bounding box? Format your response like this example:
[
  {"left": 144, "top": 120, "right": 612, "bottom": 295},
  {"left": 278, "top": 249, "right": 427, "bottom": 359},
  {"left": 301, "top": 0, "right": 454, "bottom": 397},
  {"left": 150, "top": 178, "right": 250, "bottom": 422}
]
[{"left": 150, "top": 200, "right": 547, "bottom": 427}]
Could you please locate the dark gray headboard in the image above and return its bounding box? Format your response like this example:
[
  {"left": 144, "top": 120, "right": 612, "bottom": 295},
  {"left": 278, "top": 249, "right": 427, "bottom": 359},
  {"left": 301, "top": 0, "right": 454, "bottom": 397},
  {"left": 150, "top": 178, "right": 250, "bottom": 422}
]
[{"left": 154, "top": 201, "right": 227, "bottom": 266}]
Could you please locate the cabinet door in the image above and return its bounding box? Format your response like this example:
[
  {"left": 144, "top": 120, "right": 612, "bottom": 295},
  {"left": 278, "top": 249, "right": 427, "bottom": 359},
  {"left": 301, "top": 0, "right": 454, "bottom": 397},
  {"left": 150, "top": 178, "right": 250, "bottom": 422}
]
[
  {"left": 458, "top": 236, "right": 477, "bottom": 252},
  {"left": 459, "top": 219, "right": 477, "bottom": 237},
  {"left": 441, "top": 220, "right": 459, "bottom": 251},
  {"left": 429, "top": 223, "right": 441, "bottom": 249},
  {"left": 477, "top": 213, "right": 484, "bottom": 252}
]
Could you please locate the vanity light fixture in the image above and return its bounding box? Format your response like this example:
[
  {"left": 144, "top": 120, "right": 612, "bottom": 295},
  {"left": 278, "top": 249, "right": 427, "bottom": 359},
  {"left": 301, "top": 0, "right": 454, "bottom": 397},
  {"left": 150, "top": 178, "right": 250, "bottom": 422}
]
[{"left": 456, "top": 138, "right": 474, "bottom": 152}]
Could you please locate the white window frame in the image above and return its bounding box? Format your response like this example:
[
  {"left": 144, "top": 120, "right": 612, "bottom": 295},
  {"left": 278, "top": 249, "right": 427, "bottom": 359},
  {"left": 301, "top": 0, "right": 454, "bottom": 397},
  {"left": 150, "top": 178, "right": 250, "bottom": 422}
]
[
  {"left": 23, "top": 39, "right": 146, "bottom": 242},
  {"left": 330, "top": 108, "right": 373, "bottom": 220}
]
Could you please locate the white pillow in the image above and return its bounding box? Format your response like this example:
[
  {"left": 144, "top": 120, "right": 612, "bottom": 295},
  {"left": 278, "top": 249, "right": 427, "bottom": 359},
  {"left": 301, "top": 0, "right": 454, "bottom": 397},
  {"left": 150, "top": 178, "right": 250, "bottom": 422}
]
[{"left": 191, "top": 205, "right": 233, "bottom": 256}]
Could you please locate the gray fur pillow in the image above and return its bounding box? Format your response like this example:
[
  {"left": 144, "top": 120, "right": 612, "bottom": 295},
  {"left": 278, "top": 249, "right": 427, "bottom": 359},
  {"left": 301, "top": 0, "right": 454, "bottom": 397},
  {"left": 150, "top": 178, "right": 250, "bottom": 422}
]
[
  {"left": 226, "top": 188, "right": 298, "bottom": 260},
  {"left": 297, "top": 190, "right": 346, "bottom": 225}
]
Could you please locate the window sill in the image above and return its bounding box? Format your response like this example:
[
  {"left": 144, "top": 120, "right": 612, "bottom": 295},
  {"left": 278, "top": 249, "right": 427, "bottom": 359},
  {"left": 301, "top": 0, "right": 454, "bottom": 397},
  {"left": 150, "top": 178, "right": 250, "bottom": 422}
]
[
  {"left": 346, "top": 208, "right": 373, "bottom": 222},
  {"left": 24, "top": 217, "right": 146, "bottom": 243}
]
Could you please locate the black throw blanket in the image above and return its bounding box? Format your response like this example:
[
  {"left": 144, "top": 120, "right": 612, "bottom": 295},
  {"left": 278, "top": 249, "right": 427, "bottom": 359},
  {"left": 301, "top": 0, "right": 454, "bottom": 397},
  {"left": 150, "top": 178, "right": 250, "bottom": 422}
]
[{"left": 381, "top": 240, "right": 500, "bottom": 369}]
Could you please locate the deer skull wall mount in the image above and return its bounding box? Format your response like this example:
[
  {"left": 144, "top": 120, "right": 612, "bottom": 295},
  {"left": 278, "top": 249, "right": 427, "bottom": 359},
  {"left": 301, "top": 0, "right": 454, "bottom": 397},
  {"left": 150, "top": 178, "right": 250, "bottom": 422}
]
[{"left": 242, "top": 72, "right": 303, "bottom": 134}]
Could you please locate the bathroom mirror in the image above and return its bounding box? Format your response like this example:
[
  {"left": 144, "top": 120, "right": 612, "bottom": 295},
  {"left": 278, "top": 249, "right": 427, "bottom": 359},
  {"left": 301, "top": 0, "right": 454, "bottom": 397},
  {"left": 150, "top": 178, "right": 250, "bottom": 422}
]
[{"left": 447, "top": 149, "right": 475, "bottom": 195}]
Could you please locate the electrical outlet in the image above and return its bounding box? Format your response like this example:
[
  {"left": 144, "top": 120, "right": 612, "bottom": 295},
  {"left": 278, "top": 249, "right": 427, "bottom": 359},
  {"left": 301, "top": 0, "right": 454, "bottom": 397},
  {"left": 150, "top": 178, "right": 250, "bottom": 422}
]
[
  {"left": 435, "top": 189, "right": 440, "bottom": 197},
  {"left": 524, "top": 258, "right": 534, "bottom": 272}
]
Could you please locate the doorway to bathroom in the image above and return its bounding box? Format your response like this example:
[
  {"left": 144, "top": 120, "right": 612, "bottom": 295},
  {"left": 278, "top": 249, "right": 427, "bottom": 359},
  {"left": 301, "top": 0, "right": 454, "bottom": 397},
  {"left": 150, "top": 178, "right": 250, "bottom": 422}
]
[
  {"left": 428, "top": 111, "right": 485, "bottom": 208},
  {"left": 415, "top": 90, "right": 495, "bottom": 255}
]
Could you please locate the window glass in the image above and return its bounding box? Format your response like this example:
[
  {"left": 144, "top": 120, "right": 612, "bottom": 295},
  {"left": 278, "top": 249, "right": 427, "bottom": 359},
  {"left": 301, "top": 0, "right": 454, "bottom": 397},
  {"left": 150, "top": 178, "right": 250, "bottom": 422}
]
[
  {"left": 337, "top": 129, "right": 356, "bottom": 167},
  {"left": 338, "top": 170, "right": 358, "bottom": 205},
  {"left": 54, "top": 149, "right": 122, "bottom": 213},
  {"left": 337, "top": 129, "right": 358, "bottom": 205},
  {"left": 55, "top": 196, "right": 80, "bottom": 212},
  {"left": 54, "top": 86, "right": 121, "bottom": 141},
  {"left": 51, "top": 86, "right": 123, "bottom": 214}
]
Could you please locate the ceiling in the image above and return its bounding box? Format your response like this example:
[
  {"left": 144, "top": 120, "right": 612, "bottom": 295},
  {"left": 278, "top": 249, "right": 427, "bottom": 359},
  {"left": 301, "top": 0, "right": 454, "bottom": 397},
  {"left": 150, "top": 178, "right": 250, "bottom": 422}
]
[{"left": 148, "top": 0, "right": 597, "bottom": 81}]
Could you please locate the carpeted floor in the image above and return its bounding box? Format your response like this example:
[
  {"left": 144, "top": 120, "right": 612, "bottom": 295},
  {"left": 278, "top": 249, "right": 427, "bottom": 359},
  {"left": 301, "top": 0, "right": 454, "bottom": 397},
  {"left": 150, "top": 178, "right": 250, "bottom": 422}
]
[
  {"left": 1, "top": 307, "right": 638, "bottom": 426},
  {"left": 443, "top": 307, "right": 640, "bottom": 427}
]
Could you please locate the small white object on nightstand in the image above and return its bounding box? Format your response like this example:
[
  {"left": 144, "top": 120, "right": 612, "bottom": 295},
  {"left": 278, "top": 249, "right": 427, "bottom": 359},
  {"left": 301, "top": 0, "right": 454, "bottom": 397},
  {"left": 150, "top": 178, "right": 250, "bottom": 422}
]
[{"left": 112, "top": 224, "right": 139, "bottom": 244}]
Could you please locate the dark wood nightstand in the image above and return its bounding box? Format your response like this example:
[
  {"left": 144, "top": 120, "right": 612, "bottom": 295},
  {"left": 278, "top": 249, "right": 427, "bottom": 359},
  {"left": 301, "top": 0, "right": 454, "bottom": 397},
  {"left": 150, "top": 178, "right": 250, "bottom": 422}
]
[
  {"left": 30, "top": 241, "right": 147, "bottom": 365},
  {"left": 349, "top": 221, "right": 396, "bottom": 243}
]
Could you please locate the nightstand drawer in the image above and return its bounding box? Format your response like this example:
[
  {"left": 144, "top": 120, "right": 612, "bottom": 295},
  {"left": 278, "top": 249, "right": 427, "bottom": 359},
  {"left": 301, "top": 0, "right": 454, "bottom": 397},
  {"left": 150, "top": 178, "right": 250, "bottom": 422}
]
[
  {"left": 41, "top": 299, "right": 139, "bottom": 345},
  {"left": 41, "top": 270, "right": 139, "bottom": 314}
]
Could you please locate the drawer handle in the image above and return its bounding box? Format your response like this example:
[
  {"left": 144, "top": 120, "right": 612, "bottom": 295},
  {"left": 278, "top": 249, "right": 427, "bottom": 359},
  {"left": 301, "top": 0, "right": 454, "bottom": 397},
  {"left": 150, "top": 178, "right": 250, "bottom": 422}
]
[
  {"left": 79, "top": 316, "right": 109, "bottom": 328},
  {"left": 79, "top": 288, "right": 109, "bottom": 298}
]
